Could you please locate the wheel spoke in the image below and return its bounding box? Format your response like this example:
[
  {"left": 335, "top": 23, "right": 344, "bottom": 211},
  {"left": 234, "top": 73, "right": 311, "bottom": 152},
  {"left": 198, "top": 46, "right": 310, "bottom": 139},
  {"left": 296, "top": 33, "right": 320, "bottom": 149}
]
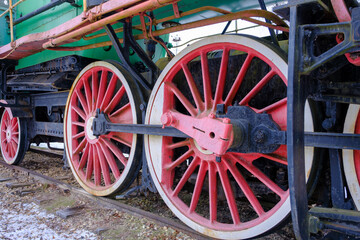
[
  {"left": 72, "top": 105, "right": 86, "bottom": 120},
  {"left": 72, "top": 131, "right": 85, "bottom": 140},
  {"left": 229, "top": 154, "right": 286, "bottom": 198},
  {"left": 172, "top": 157, "right": 200, "bottom": 197},
  {"left": 240, "top": 70, "right": 276, "bottom": 106},
  {"left": 97, "top": 70, "right": 108, "bottom": 109},
  {"left": 72, "top": 138, "right": 86, "bottom": 155},
  {"left": 224, "top": 54, "right": 253, "bottom": 106},
  {"left": 110, "top": 103, "right": 132, "bottom": 123},
  {"left": 83, "top": 77, "right": 92, "bottom": 113},
  {"left": 182, "top": 63, "right": 204, "bottom": 111},
  {"left": 109, "top": 134, "right": 132, "bottom": 148},
  {"left": 201, "top": 51, "right": 212, "bottom": 109},
  {"left": 11, "top": 120, "right": 18, "bottom": 131},
  {"left": 105, "top": 85, "right": 125, "bottom": 115},
  {"left": 259, "top": 153, "right": 288, "bottom": 166},
  {"left": 100, "top": 74, "right": 118, "bottom": 110},
  {"left": 257, "top": 98, "right": 287, "bottom": 114},
  {"left": 217, "top": 161, "right": 241, "bottom": 225},
  {"left": 228, "top": 152, "right": 260, "bottom": 163},
  {"left": 85, "top": 145, "right": 94, "bottom": 180},
  {"left": 11, "top": 136, "right": 18, "bottom": 145},
  {"left": 259, "top": 98, "right": 287, "bottom": 130},
  {"left": 208, "top": 162, "right": 217, "bottom": 223},
  {"left": 189, "top": 161, "right": 208, "bottom": 213},
  {"left": 72, "top": 121, "right": 85, "bottom": 127},
  {"left": 93, "top": 144, "right": 101, "bottom": 186},
  {"left": 166, "top": 140, "right": 190, "bottom": 150},
  {"left": 91, "top": 69, "right": 99, "bottom": 112},
  {"left": 3, "top": 116, "right": 9, "bottom": 128},
  {"left": 165, "top": 149, "right": 194, "bottom": 171},
  {"left": 96, "top": 144, "right": 111, "bottom": 186},
  {"left": 99, "top": 139, "right": 121, "bottom": 179},
  {"left": 102, "top": 138, "right": 127, "bottom": 166},
  {"left": 78, "top": 143, "right": 89, "bottom": 171},
  {"left": 75, "top": 89, "right": 89, "bottom": 115},
  {"left": 10, "top": 141, "right": 17, "bottom": 157},
  {"left": 165, "top": 82, "right": 197, "bottom": 117},
  {"left": 213, "top": 48, "right": 230, "bottom": 110},
  {"left": 223, "top": 157, "right": 265, "bottom": 216},
  {"left": 5, "top": 142, "right": 9, "bottom": 155}
]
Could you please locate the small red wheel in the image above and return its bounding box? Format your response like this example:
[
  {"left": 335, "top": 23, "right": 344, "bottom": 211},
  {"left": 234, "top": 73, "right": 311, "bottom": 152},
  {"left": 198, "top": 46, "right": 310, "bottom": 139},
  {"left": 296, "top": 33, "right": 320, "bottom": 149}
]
[
  {"left": 0, "top": 108, "right": 27, "bottom": 165},
  {"left": 64, "top": 61, "right": 142, "bottom": 196},
  {"left": 343, "top": 104, "right": 360, "bottom": 210},
  {"left": 145, "top": 35, "right": 316, "bottom": 239}
]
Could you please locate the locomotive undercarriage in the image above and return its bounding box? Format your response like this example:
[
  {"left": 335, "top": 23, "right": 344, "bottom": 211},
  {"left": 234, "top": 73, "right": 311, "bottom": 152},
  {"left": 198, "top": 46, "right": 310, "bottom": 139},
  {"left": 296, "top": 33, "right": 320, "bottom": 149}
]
[{"left": 0, "top": 0, "right": 359, "bottom": 239}]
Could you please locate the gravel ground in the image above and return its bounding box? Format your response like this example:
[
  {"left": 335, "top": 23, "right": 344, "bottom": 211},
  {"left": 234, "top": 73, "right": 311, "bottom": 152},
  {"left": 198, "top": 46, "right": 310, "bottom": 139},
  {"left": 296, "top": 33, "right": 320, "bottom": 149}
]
[
  {"left": 0, "top": 153, "right": 195, "bottom": 240},
  {"left": 0, "top": 151, "right": 295, "bottom": 239}
]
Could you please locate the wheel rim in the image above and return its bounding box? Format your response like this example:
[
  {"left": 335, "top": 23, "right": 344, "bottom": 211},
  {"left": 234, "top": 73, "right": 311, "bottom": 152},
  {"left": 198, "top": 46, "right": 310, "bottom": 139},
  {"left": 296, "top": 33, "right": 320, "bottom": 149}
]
[
  {"left": 0, "top": 109, "right": 21, "bottom": 164},
  {"left": 343, "top": 104, "right": 360, "bottom": 209},
  {"left": 64, "top": 61, "right": 140, "bottom": 196},
  {"left": 145, "top": 35, "right": 314, "bottom": 239}
]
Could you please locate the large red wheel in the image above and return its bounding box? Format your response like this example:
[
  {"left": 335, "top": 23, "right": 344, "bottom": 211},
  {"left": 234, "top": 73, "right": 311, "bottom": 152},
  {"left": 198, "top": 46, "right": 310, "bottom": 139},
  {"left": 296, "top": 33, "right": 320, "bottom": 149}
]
[
  {"left": 0, "top": 108, "right": 27, "bottom": 165},
  {"left": 64, "top": 61, "right": 142, "bottom": 196},
  {"left": 343, "top": 104, "right": 360, "bottom": 210},
  {"left": 145, "top": 35, "right": 315, "bottom": 239}
]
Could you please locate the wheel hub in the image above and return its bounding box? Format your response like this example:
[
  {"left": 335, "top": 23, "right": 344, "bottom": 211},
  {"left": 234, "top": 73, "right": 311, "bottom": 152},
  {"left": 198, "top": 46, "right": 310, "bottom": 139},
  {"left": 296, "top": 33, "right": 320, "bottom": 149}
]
[
  {"left": 193, "top": 139, "right": 213, "bottom": 155},
  {"left": 85, "top": 116, "right": 97, "bottom": 141},
  {"left": 6, "top": 128, "right": 11, "bottom": 141}
]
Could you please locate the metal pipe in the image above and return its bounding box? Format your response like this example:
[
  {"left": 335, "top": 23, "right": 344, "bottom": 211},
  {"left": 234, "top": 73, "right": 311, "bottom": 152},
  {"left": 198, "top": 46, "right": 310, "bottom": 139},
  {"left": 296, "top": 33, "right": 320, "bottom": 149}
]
[
  {"left": 14, "top": 0, "right": 70, "bottom": 26},
  {"left": 48, "top": 9, "right": 289, "bottom": 52},
  {"left": 258, "top": 0, "right": 279, "bottom": 46},
  {"left": 9, "top": 0, "right": 13, "bottom": 43},
  {"left": 83, "top": 6, "right": 231, "bottom": 41},
  {"left": 42, "top": 0, "right": 178, "bottom": 49}
]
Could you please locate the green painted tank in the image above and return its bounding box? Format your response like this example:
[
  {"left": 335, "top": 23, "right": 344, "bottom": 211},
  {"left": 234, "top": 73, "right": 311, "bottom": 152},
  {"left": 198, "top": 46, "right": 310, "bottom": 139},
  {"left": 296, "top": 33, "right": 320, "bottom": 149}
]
[
  {"left": 6, "top": 0, "right": 282, "bottom": 69},
  {"left": 12, "top": 0, "right": 169, "bottom": 69},
  {"left": 0, "top": 0, "right": 10, "bottom": 46}
]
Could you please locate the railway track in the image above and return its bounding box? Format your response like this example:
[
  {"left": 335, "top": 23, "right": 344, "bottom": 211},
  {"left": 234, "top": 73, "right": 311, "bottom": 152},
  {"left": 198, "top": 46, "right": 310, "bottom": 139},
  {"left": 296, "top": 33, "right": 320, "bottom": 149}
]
[{"left": 0, "top": 151, "right": 207, "bottom": 240}]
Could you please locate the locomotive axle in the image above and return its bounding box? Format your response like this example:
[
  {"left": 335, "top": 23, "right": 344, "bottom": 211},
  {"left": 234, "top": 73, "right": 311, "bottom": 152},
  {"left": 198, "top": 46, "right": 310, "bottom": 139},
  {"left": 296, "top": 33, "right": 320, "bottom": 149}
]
[{"left": 93, "top": 106, "right": 360, "bottom": 153}]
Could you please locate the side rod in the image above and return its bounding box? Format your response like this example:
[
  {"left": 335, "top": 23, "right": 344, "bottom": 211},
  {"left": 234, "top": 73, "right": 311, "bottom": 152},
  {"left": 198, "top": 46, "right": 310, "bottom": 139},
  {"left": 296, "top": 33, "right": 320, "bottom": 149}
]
[{"left": 93, "top": 113, "right": 360, "bottom": 150}]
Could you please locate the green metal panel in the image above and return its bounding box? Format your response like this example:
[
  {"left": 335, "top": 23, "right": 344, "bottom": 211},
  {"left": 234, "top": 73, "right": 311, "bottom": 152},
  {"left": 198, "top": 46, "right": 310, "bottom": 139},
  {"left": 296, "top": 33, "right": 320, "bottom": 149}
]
[
  {"left": 13, "top": 0, "right": 168, "bottom": 69},
  {"left": 12, "top": 0, "right": 276, "bottom": 69},
  {"left": 0, "top": 0, "right": 10, "bottom": 46}
]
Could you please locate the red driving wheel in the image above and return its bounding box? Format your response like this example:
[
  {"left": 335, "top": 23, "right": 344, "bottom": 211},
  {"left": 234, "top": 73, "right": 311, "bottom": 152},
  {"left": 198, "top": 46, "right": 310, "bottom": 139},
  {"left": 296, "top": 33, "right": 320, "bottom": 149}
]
[{"left": 145, "top": 35, "right": 316, "bottom": 239}]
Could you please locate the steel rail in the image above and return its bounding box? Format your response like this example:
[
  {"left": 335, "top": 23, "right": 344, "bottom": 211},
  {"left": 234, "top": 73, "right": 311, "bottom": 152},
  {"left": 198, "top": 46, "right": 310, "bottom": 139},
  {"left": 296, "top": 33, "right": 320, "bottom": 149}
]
[{"left": 0, "top": 159, "right": 207, "bottom": 240}]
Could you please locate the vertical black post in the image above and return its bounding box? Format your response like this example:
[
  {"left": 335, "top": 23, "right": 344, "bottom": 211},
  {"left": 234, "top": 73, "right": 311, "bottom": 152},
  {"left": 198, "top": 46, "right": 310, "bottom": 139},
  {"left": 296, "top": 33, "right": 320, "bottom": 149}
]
[
  {"left": 287, "top": 5, "right": 309, "bottom": 240},
  {"left": 258, "top": 0, "right": 279, "bottom": 46}
]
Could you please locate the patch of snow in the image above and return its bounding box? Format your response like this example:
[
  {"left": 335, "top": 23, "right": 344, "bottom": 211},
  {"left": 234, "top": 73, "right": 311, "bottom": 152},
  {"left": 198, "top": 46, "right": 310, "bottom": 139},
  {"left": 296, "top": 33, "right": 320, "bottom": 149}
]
[{"left": 0, "top": 202, "right": 97, "bottom": 240}]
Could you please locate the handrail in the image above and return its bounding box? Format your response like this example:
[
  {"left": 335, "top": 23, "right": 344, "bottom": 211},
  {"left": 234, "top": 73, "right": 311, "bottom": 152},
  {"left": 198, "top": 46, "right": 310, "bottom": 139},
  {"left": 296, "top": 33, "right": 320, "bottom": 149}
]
[
  {"left": 9, "top": 0, "right": 13, "bottom": 43},
  {"left": 0, "top": 0, "right": 27, "bottom": 44}
]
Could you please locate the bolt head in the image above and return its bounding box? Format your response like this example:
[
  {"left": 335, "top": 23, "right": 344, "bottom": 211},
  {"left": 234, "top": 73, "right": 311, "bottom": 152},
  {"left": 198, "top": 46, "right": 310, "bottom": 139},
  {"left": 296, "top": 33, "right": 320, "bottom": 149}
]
[
  {"left": 209, "top": 113, "right": 215, "bottom": 119},
  {"left": 222, "top": 118, "right": 231, "bottom": 124},
  {"left": 254, "top": 130, "right": 265, "bottom": 143}
]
